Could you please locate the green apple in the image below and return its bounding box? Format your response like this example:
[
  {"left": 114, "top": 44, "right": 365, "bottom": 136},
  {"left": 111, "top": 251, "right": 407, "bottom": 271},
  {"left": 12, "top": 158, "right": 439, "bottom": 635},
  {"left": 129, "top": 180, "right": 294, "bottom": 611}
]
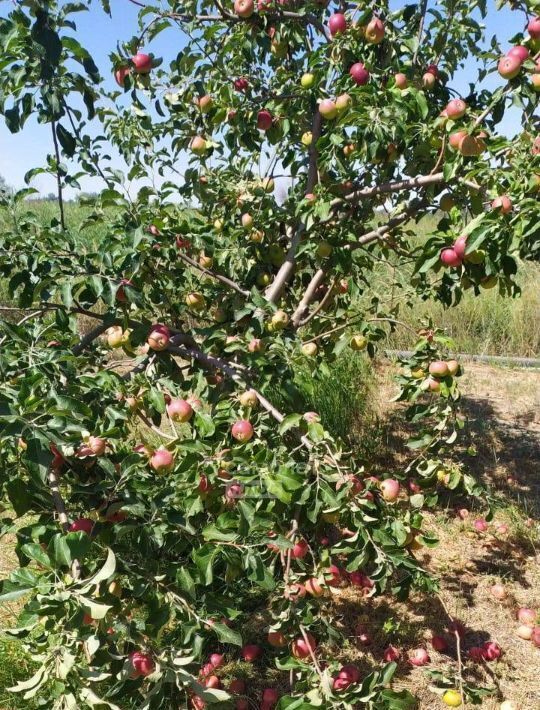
[{"left": 301, "top": 72, "right": 315, "bottom": 89}]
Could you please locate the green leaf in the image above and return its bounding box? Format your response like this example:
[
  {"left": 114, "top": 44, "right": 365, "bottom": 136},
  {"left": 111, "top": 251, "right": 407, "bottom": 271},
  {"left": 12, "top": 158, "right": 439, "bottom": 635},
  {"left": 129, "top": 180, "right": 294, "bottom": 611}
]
[
  {"left": 211, "top": 621, "right": 242, "bottom": 646},
  {"left": 6, "top": 478, "right": 32, "bottom": 516}
]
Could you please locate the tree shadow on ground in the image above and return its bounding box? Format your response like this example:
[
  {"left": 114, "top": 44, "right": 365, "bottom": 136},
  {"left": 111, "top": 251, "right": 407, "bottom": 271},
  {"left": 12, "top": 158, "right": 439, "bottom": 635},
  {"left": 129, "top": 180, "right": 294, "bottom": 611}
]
[
  {"left": 327, "top": 591, "right": 493, "bottom": 680},
  {"left": 368, "top": 385, "right": 540, "bottom": 521}
]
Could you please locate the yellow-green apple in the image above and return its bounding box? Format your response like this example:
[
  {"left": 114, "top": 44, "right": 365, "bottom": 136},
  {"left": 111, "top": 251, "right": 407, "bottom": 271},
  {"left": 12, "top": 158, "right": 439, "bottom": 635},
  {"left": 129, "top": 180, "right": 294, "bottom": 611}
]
[
  {"left": 185, "top": 292, "right": 206, "bottom": 311},
  {"left": 239, "top": 390, "right": 258, "bottom": 408},
  {"left": 234, "top": 0, "right": 254, "bottom": 17},
  {"left": 190, "top": 136, "right": 208, "bottom": 155},
  {"left": 319, "top": 99, "right": 337, "bottom": 119},
  {"left": 271, "top": 310, "right": 289, "bottom": 330},
  {"left": 302, "top": 342, "right": 318, "bottom": 356},
  {"left": 301, "top": 72, "right": 315, "bottom": 88},
  {"left": 350, "top": 334, "right": 367, "bottom": 350},
  {"left": 365, "top": 17, "right": 384, "bottom": 44}
]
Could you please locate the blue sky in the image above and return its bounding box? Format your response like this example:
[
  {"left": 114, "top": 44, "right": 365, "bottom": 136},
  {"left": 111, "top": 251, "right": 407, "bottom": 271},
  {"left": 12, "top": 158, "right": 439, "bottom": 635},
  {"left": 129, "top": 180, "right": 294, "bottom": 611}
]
[{"left": 0, "top": 0, "right": 531, "bottom": 196}]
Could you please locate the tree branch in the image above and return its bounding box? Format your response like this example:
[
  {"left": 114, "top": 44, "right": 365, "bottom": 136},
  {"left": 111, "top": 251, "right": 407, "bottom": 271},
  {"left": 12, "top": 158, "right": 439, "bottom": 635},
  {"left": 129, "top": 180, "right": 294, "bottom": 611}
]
[
  {"left": 51, "top": 121, "right": 66, "bottom": 231},
  {"left": 291, "top": 269, "right": 326, "bottom": 326},
  {"left": 265, "top": 110, "right": 322, "bottom": 304},
  {"left": 176, "top": 251, "right": 250, "bottom": 297}
]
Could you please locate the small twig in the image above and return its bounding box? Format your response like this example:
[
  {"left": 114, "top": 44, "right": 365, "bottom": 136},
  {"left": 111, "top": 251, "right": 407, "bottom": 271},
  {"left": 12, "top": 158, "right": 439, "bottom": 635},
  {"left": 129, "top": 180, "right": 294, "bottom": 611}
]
[{"left": 176, "top": 251, "right": 250, "bottom": 297}]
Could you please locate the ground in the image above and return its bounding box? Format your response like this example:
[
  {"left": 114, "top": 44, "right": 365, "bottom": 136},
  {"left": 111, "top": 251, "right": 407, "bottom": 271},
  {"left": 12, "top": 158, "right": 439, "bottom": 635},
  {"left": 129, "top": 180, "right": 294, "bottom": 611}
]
[
  {"left": 0, "top": 362, "right": 538, "bottom": 708},
  {"left": 345, "top": 362, "right": 540, "bottom": 709}
]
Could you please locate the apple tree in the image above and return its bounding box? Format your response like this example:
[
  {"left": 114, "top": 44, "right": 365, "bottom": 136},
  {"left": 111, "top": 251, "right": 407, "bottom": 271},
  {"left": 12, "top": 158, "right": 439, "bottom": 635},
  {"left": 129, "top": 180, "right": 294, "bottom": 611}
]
[{"left": 0, "top": 0, "right": 538, "bottom": 707}]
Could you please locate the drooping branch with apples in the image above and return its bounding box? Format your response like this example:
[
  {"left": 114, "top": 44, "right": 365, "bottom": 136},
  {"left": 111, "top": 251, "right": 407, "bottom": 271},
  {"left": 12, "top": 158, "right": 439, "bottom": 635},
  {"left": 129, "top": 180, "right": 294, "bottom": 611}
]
[{"left": 0, "top": 0, "right": 538, "bottom": 708}]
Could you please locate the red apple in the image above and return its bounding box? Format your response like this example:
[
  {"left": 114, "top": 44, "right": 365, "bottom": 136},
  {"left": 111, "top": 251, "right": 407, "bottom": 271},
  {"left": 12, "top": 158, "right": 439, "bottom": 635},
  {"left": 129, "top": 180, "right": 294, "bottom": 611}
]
[
  {"left": 528, "top": 16, "right": 540, "bottom": 39},
  {"left": 468, "top": 646, "right": 485, "bottom": 662},
  {"left": 349, "top": 62, "right": 370, "bottom": 85},
  {"left": 429, "top": 361, "right": 450, "bottom": 377},
  {"left": 291, "top": 538, "right": 308, "bottom": 559},
  {"left": 383, "top": 645, "right": 401, "bottom": 662},
  {"left": 115, "top": 66, "right": 130, "bottom": 87},
  {"left": 337, "top": 664, "right": 360, "bottom": 683},
  {"left": 248, "top": 338, "right": 264, "bottom": 353},
  {"left": 257, "top": 109, "right": 273, "bottom": 131},
  {"left": 231, "top": 420, "right": 254, "bottom": 442},
  {"left": 517, "top": 608, "right": 537, "bottom": 625},
  {"left": 69, "top": 518, "right": 94, "bottom": 535},
  {"left": 131, "top": 53, "right": 152, "bottom": 74},
  {"left": 304, "top": 577, "right": 324, "bottom": 596},
  {"left": 426, "top": 63, "right": 439, "bottom": 77},
  {"left": 431, "top": 635, "right": 449, "bottom": 652},
  {"left": 498, "top": 54, "right": 522, "bottom": 80},
  {"left": 77, "top": 436, "right": 107, "bottom": 457},
  {"left": 394, "top": 72, "right": 408, "bottom": 89},
  {"left": 233, "top": 77, "right": 249, "bottom": 91},
  {"left": 241, "top": 643, "right": 262, "bottom": 662},
  {"left": 204, "top": 675, "right": 221, "bottom": 689},
  {"left": 507, "top": 46, "right": 529, "bottom": 61},
  {"left": 319, "top": 99, "right": 337, "bottom": 120},
  {"left": 291, "top": 633, "right": 317, "bottom": 659},
  {"left": 449, "top": 130, "right": 468, "bottom": 150},
  {"left": 229, "top": 678, "right": 246, "bottom": 694},
  {"left": 147, "top": 324, "right": 171, "bottom": 351},
  {"left": 262, "top": 688, "right": 279, "bottom": 707},
  {"left": 422, "top": 71, "right": 436, "bottom": 88},
  {"left": 440, "top": 248, "right": 462, "bottom": 267},
  {"left": 531, "top": 626, "right": 540, "bottom": 647},
  {"left": 409, "top": 648, "right": 430, "bottom": 666},
  {"left": 453, "top": 235, "right": 467, "bottom": 259},
  {"left": 328, "top": 12, "right": 347, "bottom": 36},
  {"left": 167, "top": 398, "right": 194, "bottom": 423},
  {"left": 129, "top": 651, "right": 155, "bottom": 677},
  {"left": 150, "top": 448, "right": 174, "bottom": 473},
  {"left": 492, "top": 195, "right": 512, "bottom": 214},
  {"left": 473, "top": 518, "right": 488, "bottom": 532},
  {"left": 267, "top": 630, "right": 287, "bottom": 647},
  {"left": 446, "top": 98, "right": 467, "bottom": 119},
  {"left": 482, "top": 641, "right": 502, "bottom": 661}
]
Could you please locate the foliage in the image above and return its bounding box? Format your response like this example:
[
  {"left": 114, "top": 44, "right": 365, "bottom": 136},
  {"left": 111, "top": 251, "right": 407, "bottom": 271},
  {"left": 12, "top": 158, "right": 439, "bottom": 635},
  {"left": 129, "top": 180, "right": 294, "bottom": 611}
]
[{"left": 0, "top": 0, "right": 539, "bottom": 708}]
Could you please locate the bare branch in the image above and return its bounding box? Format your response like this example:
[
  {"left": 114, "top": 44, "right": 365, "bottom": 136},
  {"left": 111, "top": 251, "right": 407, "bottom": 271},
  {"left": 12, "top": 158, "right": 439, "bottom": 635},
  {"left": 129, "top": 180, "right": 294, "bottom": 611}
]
[
  {"left": 291, "top": 269, "right": 326, "bottom": 326},
  {"left": 266, "top": 110, "right": 322, "bottom": 304}
]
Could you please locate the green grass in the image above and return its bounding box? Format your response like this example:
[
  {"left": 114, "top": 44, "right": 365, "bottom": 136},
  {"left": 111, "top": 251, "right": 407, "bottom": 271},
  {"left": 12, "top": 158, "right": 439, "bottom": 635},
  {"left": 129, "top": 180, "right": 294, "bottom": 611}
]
[
  {"left": 383, "top": 261, "right": 540, "bottom": 358},
  {"left": 0, "top": 637, "right": 38, "bottom": 709}
]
